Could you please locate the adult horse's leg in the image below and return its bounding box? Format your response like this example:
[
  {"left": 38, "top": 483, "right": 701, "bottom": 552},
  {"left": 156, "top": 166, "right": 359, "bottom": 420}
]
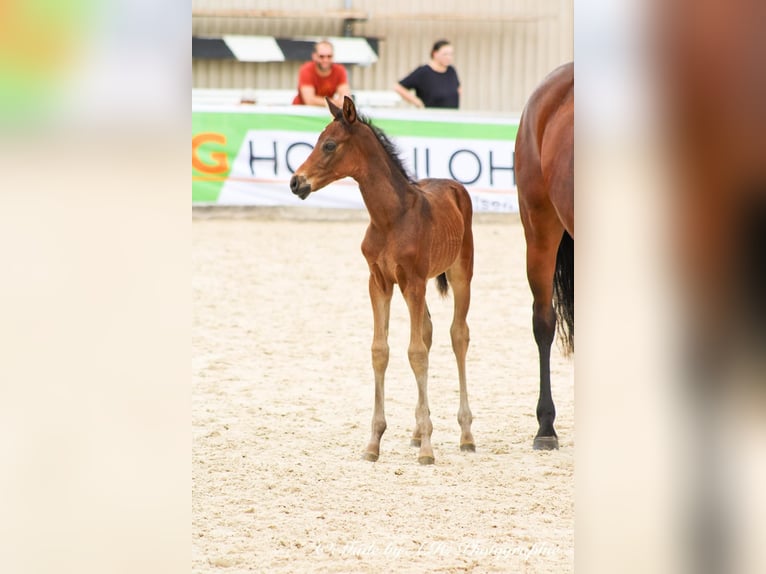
[
  {"left": 402, "top": 279, "right": 435, "bottom": 464},
  {"left": 524, "top": 223, "right": 564, "bottom": 450},
  {"left": 363, "top": 274, "right": 393, "bottom": 462},
  {"left": 410, "top": 303, "right": 433, "bottom": 448},
  {"left": 446, "top": 267, "right": 475, "bottom": 452}
]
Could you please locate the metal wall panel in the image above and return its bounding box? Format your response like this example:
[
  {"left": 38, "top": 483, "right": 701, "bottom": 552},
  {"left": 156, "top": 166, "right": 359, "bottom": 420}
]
[{"left": 192, "top": 0, "right": 573, "bottom": 113}]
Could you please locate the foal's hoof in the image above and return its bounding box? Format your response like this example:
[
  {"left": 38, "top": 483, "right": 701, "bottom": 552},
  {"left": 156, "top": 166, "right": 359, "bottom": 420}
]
[
  {"left": 418, "top": 455, "right": 435, "bottom": 465},
  {"left": 533, "top": 436, "right": 559, "bottom": 450},
  {"left": 410, "top": 438, "right": 421, "bottom": 447},
  {"left": 460, "top": 442, "right": 476, "bottom": 453},
  {"left": 362, "top": 451, "right": 379, "bottom": 462}
]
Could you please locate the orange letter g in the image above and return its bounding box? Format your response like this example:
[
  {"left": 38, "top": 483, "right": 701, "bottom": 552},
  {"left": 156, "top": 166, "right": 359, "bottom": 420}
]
[{"left": 192, "top": 133, "right": 229, "bottom": 174}]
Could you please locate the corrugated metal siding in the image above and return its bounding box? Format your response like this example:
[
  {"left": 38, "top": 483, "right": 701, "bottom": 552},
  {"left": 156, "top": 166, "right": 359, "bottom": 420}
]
[{"left": 192, "top": 0, "right": 573, "bottom": 113}]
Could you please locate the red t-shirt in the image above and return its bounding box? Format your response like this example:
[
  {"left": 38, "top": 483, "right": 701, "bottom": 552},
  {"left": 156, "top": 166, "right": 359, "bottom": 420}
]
[{"left": 292, "top": 62, "right": 348, "bottom": 105}]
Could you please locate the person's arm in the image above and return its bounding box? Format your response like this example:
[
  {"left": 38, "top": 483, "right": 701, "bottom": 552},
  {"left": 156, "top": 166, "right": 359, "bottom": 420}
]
[
  {"left": 298, "top": 85, "right": 330, "bottom": 107},
  {"left": 394, "top": 83, "right": 424, "bottom": 108},
  {"left": 294, "top": 64, "right": 326, "bottom": 106},
  {"left": 331, "top": 82, "right": 351, "bottom": 106},
  {"left": 329, "top": 66, "right": 351, "bottom": 106}
]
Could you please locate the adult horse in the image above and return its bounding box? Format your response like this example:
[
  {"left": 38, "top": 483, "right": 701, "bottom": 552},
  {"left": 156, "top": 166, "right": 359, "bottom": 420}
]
[
  {"left": 290, "top": 96, "right": 475, "bottom": 464},
  {"left": 655, "top": 7, "right": 766, "bottom": 572},
  {"left": 514, "top": 62, "right": 574, "bottom": 450}
]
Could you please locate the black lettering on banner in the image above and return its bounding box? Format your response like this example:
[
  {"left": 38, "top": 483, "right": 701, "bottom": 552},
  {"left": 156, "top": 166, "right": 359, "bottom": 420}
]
[
  {"left": 411, "top": 147, "right": 431, "bottom": 178},
  {"left": 488, "top": 150, "right": 514, "bottom": 186},
  {"left": 286, "top": 142, "right": 314, "bottom": 173},
  {"left": 448, "top": 149, "right": 482, "bottom": 185},
  {"left": 249, "top": 141, "right": 278, "bottom": 176}
]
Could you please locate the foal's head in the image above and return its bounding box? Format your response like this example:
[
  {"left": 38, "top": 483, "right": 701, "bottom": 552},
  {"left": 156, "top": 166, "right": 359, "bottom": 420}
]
[{"left": 289, "top": 96, "right": 370, "bottom": 200}]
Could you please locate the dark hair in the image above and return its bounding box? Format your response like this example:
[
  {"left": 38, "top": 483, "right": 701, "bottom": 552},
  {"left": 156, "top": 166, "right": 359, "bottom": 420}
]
[
  {"left": 360, "top": 115, "right": 416, "bottom": 185},
  {"left": 431, "top": 40, "right": 451, "bottom": 57}
]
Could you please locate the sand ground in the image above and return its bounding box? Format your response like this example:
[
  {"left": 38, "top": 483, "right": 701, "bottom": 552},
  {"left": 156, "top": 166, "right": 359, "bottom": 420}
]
[{"left": 192, "top": 208, "right": 574, "bottom": 573}]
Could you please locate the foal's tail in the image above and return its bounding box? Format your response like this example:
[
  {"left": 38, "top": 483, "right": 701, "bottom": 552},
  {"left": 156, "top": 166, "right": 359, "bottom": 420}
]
[
  {"left": 553, "top": 232, "right": 574, "bottom": 356},
  {"left": 436, "top": 273, "right": 449, "bottom": 297}
]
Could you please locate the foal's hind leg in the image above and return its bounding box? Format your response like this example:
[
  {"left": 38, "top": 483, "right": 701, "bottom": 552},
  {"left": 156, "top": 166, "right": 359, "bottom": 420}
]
[
  {"left": 402, "top": 280, "right": 435, "bottom": 464},
  {"left": 525, "top": 229, "right": 563, "bottom": 450},
  {"left": 447, "top": 268, "right": 475, "bottom": 452},
  {"left": 363, "top": 274, "right": 393, "bottom": 462}
]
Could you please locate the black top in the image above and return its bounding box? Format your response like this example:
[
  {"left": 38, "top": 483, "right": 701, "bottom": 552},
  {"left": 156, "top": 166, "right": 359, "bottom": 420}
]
[{"left": 398, "top": 65, "right": 460, "bottom": 109}]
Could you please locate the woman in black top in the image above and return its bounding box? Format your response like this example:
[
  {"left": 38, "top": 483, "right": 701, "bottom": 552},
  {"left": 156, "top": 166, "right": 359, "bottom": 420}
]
[{"left": 394, "top": 40, "right": 461, "bottom": 109}]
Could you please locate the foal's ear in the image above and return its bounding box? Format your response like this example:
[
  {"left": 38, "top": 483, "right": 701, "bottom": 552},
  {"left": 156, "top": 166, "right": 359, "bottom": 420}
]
[
  {"left": 326, "top": 97, "right": 343, "bottom": 120},
  {"left": 342, "top": 96, "right": 357, "bottom": 124}
]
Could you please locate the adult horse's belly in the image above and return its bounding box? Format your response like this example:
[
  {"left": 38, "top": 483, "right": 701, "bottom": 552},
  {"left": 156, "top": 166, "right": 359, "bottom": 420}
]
[{"left": 540, "top": 98, "right": 574, "bottom": 237}]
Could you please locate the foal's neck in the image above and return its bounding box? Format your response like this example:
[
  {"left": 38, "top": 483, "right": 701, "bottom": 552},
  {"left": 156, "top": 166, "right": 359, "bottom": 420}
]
[
  {"left": 353, "top": 127, "right": 417, "bottom": 228},
  {"left": 357, "top": 160, "right": 416, "bottom": 229}
]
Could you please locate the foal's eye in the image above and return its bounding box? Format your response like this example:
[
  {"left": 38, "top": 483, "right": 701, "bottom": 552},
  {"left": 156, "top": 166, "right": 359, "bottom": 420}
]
[{"left": 322, "top": 141, "right": 337, "bottom": 153}]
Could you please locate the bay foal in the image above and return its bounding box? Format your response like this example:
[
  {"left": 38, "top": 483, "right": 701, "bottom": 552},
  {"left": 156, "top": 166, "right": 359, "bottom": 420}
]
[{"left": 290, "top": 96, "right": 475, "bottom": 464}]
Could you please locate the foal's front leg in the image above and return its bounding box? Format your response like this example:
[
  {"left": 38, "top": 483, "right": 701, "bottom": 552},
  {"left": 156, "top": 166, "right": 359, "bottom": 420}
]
[
  {"left": 410, "top": 303, "right": 433, "bottom": 448},
  {"left": 363, "top": 273, "right": 393, "bottom": 462}
]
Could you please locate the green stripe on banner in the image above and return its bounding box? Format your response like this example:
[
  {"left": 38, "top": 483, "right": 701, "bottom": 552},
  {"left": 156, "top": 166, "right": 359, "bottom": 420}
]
[
  {"left": 371, "top": 119, "right": 517, "bottom": 140},
  {"left": 195, "top": 112, "right": 329, "bottom": 133},
  {"left": 193, "top": 111, "right": 517, "bottom": 138},
  {"left": 249, "top": 114, "right": 517, "bottom": 140},
  {"left": 192, "top": 112, "right": 518, "bottom": 140}
]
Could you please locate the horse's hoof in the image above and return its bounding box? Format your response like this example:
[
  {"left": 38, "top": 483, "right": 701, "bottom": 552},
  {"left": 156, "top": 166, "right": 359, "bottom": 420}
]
[
  {"left": 410, "top": 438, "right": 421, "bottom": 447},
  {"left": 533, "top": 436, "right": 559, "bottom": 450},
  {"left": 418, "top": 455, "right": 435, "bottom": 465},
  {"left": 362, "top": 451, "right": 379, "bottom": 462},
  {"left": 460, "top": 443, "right": 476, "bottom": 453}
]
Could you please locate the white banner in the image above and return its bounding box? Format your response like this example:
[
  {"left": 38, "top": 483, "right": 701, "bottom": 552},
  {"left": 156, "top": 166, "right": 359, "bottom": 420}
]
[{"left": 217, "top": 130, "right": 518, "bottom": 212}]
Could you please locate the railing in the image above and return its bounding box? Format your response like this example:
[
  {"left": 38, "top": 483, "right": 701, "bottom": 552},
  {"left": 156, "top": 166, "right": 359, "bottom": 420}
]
[{"left": 192, "top": 89, "right": 406, "bottom": 108}]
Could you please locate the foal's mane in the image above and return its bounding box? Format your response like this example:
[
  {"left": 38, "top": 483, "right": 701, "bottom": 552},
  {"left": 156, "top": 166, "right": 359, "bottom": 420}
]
[{"left": 350, "top": 113, "right": 417, "bottom": 185}]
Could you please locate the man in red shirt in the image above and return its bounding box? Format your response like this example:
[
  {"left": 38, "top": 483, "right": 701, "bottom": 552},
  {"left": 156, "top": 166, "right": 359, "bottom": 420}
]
[{"left": 292, "top": 40, "right": 351, "bottom": 107}]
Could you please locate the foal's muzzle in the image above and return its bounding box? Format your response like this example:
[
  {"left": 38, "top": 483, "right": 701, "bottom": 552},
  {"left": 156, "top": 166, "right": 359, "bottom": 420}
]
[{"left": 290, "top": 174, "right": 312, "bottom": 200}]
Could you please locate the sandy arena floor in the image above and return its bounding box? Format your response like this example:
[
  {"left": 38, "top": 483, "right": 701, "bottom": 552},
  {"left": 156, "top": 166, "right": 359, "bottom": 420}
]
[{"left": 192, "top": 208, "right": 574, "bottom": 573}]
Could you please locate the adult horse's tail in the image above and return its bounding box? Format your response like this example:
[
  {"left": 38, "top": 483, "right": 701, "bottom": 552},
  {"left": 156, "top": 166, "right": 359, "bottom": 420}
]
[{"left": 553, "top": 232, "right": 574, "bottom": 356}]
